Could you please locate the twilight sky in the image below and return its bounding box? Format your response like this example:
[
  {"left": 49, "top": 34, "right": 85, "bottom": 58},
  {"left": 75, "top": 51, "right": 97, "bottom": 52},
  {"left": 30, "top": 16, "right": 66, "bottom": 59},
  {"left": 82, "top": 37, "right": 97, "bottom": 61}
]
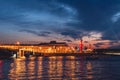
[{"left": 0, "top": 0, "right": 120, "bottom": 48}]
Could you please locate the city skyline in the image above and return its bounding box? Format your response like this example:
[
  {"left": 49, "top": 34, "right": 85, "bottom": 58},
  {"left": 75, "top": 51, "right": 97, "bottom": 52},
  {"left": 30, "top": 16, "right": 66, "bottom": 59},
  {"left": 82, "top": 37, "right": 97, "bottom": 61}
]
[{"left": 0, "top": 0, "right": 120, "bottom": 48}]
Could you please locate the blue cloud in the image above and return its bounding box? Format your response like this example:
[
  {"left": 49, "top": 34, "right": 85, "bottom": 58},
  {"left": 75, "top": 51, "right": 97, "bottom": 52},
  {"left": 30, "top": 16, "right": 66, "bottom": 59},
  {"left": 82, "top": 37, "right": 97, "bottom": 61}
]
[{"left": 0, "top": 0, "right": 120, "bottom": 48}]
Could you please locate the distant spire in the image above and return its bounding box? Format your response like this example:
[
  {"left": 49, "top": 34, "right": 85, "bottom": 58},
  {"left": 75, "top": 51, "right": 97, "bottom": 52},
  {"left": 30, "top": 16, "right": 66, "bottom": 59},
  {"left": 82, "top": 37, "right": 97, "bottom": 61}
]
[{"left": 80, "top": 39, "right": 83, "bottom": 53}]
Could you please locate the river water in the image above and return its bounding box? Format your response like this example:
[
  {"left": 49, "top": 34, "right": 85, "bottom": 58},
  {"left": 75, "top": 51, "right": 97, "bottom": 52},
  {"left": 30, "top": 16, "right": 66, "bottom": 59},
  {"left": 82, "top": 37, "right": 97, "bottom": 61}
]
[{"left": 0, "top": 56, "right": 120, "bottom": 80}]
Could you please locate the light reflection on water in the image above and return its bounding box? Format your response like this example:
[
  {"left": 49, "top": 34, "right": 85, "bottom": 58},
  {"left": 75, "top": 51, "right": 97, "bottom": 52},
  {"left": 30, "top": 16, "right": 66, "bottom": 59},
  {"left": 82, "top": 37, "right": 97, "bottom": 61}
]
[{"left": 0, "top": 56, "right": 120, "bottom": 80}]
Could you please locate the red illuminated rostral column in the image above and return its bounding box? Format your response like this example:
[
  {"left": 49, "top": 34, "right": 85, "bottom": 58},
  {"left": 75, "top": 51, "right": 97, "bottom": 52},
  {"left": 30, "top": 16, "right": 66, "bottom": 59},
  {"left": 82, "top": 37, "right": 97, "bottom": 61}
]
[{"left": 80, "top": 39, "right": 83, "bottom": 53}]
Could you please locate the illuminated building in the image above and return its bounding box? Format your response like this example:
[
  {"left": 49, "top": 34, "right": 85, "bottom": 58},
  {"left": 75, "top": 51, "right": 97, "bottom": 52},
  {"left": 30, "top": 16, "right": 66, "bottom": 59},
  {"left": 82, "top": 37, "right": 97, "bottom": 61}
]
[{"left": 38, "top": 41, "right": 73, "bottom": 53}]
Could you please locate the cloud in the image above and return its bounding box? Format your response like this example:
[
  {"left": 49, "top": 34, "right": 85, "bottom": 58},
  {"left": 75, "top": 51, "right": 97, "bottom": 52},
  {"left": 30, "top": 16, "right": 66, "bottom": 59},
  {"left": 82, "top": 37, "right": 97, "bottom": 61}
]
[
  {"left": 60, "top": 30, "right": 81, "bottom": 39},
  {"left": 0, "top": 0, "right": 80, "bottom": 41},
  {"left": 93, "top": 40, "right": 120, "bottom": 49},
  {"left": 0, "top": 0, "right": 120, "bottom": 48},
  {"left": 19, "top": 29, "right": 51, "bottom": 37},
  {"left": 64, "top": 39, "right": 72, "bottom": 42},
  {"left": 0, "top": 0, "right": 79, "bottom": 30},
  {"left": 111, "top": 12, "right": 120, "bottom": 23}
]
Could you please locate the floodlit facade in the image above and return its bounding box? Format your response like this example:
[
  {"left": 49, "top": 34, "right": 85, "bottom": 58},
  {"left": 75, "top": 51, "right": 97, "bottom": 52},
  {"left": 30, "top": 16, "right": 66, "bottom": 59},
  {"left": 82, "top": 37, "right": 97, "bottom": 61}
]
[{"left": 38, "top": 41, "right": 74, "bottom": 53}]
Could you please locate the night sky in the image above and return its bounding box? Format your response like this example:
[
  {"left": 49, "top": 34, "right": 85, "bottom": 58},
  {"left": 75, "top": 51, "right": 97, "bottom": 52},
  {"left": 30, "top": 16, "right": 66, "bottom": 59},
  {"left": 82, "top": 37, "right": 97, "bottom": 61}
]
[{"left": 0, "top": 0, "right": 120, "bottom": 48}]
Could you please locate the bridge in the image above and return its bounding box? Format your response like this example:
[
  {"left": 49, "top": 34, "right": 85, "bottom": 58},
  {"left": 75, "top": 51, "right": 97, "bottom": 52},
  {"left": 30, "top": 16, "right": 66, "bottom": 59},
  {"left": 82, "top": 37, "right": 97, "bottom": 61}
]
[{"left": 0, "top": 44, "right": 75, "bottom": 58}]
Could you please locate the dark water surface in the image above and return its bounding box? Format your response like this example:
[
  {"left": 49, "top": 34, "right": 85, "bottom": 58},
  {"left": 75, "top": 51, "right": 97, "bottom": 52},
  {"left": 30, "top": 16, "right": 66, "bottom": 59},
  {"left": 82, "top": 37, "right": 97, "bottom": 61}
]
[{"left": 0, "top": 56, "right": 120, "bottom": 80}]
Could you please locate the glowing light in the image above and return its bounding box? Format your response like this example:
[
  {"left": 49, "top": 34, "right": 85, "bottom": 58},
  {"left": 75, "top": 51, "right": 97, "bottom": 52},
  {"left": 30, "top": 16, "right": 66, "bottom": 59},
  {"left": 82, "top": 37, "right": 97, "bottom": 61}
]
[{"left": 16, "top": 41, "right": 20, "bottom": 45}]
